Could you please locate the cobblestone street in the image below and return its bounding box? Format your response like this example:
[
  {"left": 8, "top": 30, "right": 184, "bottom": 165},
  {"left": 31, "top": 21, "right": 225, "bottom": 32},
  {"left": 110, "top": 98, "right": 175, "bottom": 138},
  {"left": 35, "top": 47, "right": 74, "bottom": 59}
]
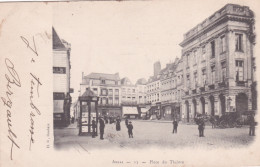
[{"left": 54, "top": 120, "right": 255, "bottom": 152}]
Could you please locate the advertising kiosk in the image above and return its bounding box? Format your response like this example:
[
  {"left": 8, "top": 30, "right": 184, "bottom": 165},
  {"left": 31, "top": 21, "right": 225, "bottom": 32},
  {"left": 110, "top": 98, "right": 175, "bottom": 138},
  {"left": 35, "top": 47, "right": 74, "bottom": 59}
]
[{"left": 78, "top": 89, "right": 99, "bottom": 136}]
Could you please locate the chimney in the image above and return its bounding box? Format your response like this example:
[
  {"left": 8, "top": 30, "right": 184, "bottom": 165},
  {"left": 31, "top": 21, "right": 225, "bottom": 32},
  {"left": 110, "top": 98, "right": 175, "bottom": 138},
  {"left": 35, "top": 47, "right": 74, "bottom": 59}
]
[{"left": 153, "top": 61, "right": 161, "bottom": 76}]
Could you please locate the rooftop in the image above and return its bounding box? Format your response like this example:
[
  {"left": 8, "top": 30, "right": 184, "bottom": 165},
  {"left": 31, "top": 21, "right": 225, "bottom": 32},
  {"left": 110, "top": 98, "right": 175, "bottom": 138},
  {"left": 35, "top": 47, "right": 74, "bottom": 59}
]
[{"left": 84, "top": 72, "right": 120, "bottom": 81}]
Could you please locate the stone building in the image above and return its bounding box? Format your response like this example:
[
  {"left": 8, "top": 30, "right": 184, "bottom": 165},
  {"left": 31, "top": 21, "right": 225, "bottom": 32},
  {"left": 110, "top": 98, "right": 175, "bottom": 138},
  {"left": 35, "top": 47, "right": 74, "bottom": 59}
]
[
  {"left": 80, "top": 72, "right": 121, "bottom": 117},
  {"left": 160, "top": 58, "right": 182, "bottom": 120},
  {"left": 53, "top": 27, "right": 72, "bottom": 126},
  {"left": 179, "top": 4, "right": 255, "bottom": 122},
  {"left": 146, "top": 61, "right": 162, "bottom": 118}
]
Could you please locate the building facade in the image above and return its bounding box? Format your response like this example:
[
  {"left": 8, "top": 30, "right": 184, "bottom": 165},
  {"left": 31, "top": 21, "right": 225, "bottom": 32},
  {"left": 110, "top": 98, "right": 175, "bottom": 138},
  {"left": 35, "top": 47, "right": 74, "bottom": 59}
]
[
  {"left": 179, "top": 4, "right": 255, "bottom": 122},
  {"left": 80, "top": 72, "right": 122, "bottom": 117},
  {"left": 160, "top": 59, "right": 182, "bottom": 120},
  {"left": 146, "top": 62, "right": 162, "bottom": 118},
  {"left": 53, "top": 27, "right": 72, "bottom": 126}
]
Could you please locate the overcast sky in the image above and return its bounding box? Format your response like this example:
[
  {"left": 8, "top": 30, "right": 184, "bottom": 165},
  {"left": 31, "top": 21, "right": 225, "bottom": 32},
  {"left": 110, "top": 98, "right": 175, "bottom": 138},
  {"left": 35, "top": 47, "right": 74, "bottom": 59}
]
[{"left": 53, "top": 0, "right": 259, "bottom": 102}]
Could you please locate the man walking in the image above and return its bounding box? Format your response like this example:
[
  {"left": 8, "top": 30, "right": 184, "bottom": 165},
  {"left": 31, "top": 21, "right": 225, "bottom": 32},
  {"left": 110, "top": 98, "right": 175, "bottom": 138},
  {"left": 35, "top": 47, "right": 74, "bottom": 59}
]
[
  {"left": 173, "top": 119, "right": 178, "bottom": 134},
  {"left": 249, "top": 114, "right": 255, "bottom": 136},
  {"left": 92, "top": 119, "right": 96, "bottom": 138},
  {"left": 198, "top": 117, "right": 205, "bottom": 137},
  {"left": 125, "top": 118, "right": 129, "bottom": 127},
  {"left": 127, "top": 121, "right": 134, "bottom": 138},
  {"left": 99, "top": 117, "right": 105, "bottom": 140}
]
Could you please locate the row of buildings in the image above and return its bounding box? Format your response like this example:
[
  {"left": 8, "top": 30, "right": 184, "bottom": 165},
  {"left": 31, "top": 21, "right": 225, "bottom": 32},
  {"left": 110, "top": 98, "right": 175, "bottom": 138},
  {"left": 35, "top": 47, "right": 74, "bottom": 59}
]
[
  {"left": 77, "top": 73, "right": 147, "bottom": 119},
  {"left": 147, "top": 4, "right": 257, "bottom": 122},
  {"left": 76, "top": 4, "right": 257, "bottom": 122},
  {"left": 55, "top": 4, "right": 257, "bottom": 125}
]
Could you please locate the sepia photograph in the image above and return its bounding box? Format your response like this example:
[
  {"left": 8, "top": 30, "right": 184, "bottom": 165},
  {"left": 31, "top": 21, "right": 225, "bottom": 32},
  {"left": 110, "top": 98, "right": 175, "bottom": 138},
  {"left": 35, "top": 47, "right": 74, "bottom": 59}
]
[
  {"left": 52, "top": 1, "right": 257, "bottom": 151},
  {"left": 0, "top": 0, "right": 260, "bottom": 167}
]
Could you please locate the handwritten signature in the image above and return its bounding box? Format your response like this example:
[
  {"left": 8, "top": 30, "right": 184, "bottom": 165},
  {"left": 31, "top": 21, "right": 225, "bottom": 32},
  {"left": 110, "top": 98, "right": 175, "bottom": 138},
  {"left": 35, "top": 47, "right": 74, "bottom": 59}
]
[
  {"left": 1, "top": 58, "right": 21, "bottom": 160},
  {"left": 29, "top": 73, "right": 42, "bottom": 150},
  {"left": 20, "top": 36, "right": 42, "bottom": 151}
]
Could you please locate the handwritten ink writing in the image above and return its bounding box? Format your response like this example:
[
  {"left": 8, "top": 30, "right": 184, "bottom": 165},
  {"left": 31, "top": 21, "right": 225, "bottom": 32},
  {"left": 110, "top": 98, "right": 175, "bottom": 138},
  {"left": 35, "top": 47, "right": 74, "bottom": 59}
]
[
  {"left": 21, "top": 36, "right": 42, "bottom": 151},
  {"left": 20, "top": 36, "right": 38, "bottom": 57},
  {"left": 29, "top": 73, "right": 42, "bottom": 150},
  {"left": 1, "top": 58, "right": 21, "bottom": 160}
]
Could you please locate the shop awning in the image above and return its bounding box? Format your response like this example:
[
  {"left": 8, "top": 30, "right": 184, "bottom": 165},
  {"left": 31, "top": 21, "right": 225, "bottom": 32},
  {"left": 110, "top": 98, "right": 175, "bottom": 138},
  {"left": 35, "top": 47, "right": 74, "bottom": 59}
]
[
  {"left": 122, "top": 106, "right": 138, "bottom": 115},
  {"left": 54, "top": 100, "right": 64, "bottom": 113},
  {"left": 141, "top": 108, "right": 149, "bottom": 113}
]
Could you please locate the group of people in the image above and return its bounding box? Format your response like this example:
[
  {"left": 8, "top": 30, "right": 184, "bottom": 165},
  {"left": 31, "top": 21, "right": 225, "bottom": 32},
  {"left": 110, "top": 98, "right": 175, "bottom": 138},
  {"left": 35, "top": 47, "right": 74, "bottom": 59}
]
[
  {"left": 92, "top": 114, "right": 256, "bottom": 140},
  {"left": 92, "top": 116, "right": 134, "bottom": 140},
  {"left": 171, "top": 118, "right": 204, "bottom": 137}
]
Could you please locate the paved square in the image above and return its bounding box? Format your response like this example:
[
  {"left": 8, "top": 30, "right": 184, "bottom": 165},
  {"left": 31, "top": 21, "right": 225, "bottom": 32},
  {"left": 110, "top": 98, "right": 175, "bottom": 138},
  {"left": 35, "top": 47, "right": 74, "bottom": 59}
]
[{"left": 54, "top": 120, "right": 255, "bottom": 152}]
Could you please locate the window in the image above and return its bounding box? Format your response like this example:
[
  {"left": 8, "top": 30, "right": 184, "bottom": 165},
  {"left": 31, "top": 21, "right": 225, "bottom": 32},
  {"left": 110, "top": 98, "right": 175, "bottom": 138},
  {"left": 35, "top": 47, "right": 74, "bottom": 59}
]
[
  {"left": 108, "top": 97, "right": 113, "bottom": 104},
  {"left": 101, "top": 89, "right": 107, "bottom": 96},
  {"left": 93, "top": 88, "right": 98, "bottom": 95},
  {"left": 221, "top": 61, "right": 226, "bottom": 82},
  {"left": 211, "top": 41, "right": 215, "bottom": 58},
  {"left": 202, "top": 69, "right": 206, "bottom": 86},
  {"left": 114, "top": 97, "right": 119, "bottom": 105},
  {"left": 53, "top": 67, "right": 66, "bottom": 74},
  {"left": 186, "top": 54, "right": 190, "bottom": 67},
  {"left": 115, "top": 89, "right": 119, "bottom": 96},
  {"left": 236, "top": 60, "right": 244, "bottom": 81},
  {"left": 194, "top": 72, "right": 198, "bottom": 87},
  {"left": 235, "top": 34, "right": 243, "bottom": 51},
  {"left": 202, "top": 45, "right": 206, "bottom": 55},
  {"left": 102, "top": 98, "right": 107, "bottom": 104},
  {"left": 220, "top": 35, "right": 226, "bottom": 53},
  {"left": 186, "top": 75, "right": 190, "bottom": 88},
  {"left": 193, "top": 50, "right": 197, "bottom": 64},
  {"left": 132, "top": 89, "right": 135, "bottom": 93},
  {"left": 108, "top": 89, "right": 113, "bottom": 96},
  {"left": 211, "top": 65, "right": 216, "bottom": 84},
  {"left": 101, "top": 79, "right": 105, "bottom": 84}
]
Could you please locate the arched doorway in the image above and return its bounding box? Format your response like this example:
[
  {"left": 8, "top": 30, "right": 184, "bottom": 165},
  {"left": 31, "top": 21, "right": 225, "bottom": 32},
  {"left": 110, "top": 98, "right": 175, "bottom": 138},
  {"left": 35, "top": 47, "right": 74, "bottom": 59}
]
[
  {"left": 236, "top": 93, "right": 248, "bottom": 116},
  {"left": 192, "top": 99, "right": 197, "bottom": 117},
  {"left": 200, "top": 97, "right": 205, "bottom": 114},
  {"left": 219, "top": 94, "right": 226, "bottom": 116},
  {"left": 209, "top": 95, "right": 215, "bottom": 116},
  {"left": 185, "top": 101, "right": 189, "bottom": 122}
]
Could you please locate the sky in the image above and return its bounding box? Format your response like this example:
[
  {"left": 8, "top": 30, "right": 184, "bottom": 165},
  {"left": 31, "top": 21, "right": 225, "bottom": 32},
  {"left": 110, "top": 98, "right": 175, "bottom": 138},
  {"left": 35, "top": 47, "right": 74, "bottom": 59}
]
[{"left": 53, "top": 0, "right": 259, "bottom": 102}]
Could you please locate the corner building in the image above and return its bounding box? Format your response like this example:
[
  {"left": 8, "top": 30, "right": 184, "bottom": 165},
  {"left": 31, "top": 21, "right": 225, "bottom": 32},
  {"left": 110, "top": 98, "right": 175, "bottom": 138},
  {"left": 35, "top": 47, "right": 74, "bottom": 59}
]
[{"left": 179, "top": 4, "right": 255, "bottom": 122}]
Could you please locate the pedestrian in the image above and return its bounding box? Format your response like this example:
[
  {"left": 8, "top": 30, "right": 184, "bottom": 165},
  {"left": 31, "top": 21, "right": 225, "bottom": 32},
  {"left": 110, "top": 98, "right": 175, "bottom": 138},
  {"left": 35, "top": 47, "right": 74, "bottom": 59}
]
[
  {"left": 116, "top": 116, "right": 121, "bottom": 131},
  {"left": 125, "top": 117, "right": 129, "bottom": 127},
  {"left": 127, "top": 121, "right": 134, "bottom": 138},
  {"left": 99, "top": 117, "right": 105, "bottom": 140},
  {"left": 173, "top": 119, "right": 178, "bottom": 134},
  {"left": 92, "top": 119, "right": 96, "bottom": 138},
  {"left": 249, "top": 114, "right": 255, "bottom": 136},
  {"left": 109, "top": 116, "right": 112, "bottom": 124},
  {"left": 198, "top": 117, "right": 205, "bottom": 137}
]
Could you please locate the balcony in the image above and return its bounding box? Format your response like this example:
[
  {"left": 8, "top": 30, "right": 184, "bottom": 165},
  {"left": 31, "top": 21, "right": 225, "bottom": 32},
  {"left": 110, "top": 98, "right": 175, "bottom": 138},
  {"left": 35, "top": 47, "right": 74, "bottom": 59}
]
[
  {"left": 192, "top": 89, "right": 197, "bottom": 94},
  {"left": 236, "top": 81, "right": 245, "bottom": 86},
  {"left": 200, "top": 87, "right": 205, "bottom": 92},
  {"left": 208, "top": 84, "right": 215, "bottom": 90},
  {"left": 218, "top": 81, "right": 227, "bottom": 88}
]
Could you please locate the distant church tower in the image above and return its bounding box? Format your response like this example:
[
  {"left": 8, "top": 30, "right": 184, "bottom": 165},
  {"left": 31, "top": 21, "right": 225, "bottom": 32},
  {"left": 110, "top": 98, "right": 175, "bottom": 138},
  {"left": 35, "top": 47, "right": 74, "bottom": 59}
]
[{"left": 154, "top": 61, "right": 161, "bottom": 76}]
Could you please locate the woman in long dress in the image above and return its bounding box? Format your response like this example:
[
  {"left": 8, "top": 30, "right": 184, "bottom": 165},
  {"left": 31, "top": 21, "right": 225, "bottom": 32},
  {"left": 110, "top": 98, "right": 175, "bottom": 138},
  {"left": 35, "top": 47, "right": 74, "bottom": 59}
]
[{"left": 116, "top": 116, "right": 121, "bottom": 131}]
